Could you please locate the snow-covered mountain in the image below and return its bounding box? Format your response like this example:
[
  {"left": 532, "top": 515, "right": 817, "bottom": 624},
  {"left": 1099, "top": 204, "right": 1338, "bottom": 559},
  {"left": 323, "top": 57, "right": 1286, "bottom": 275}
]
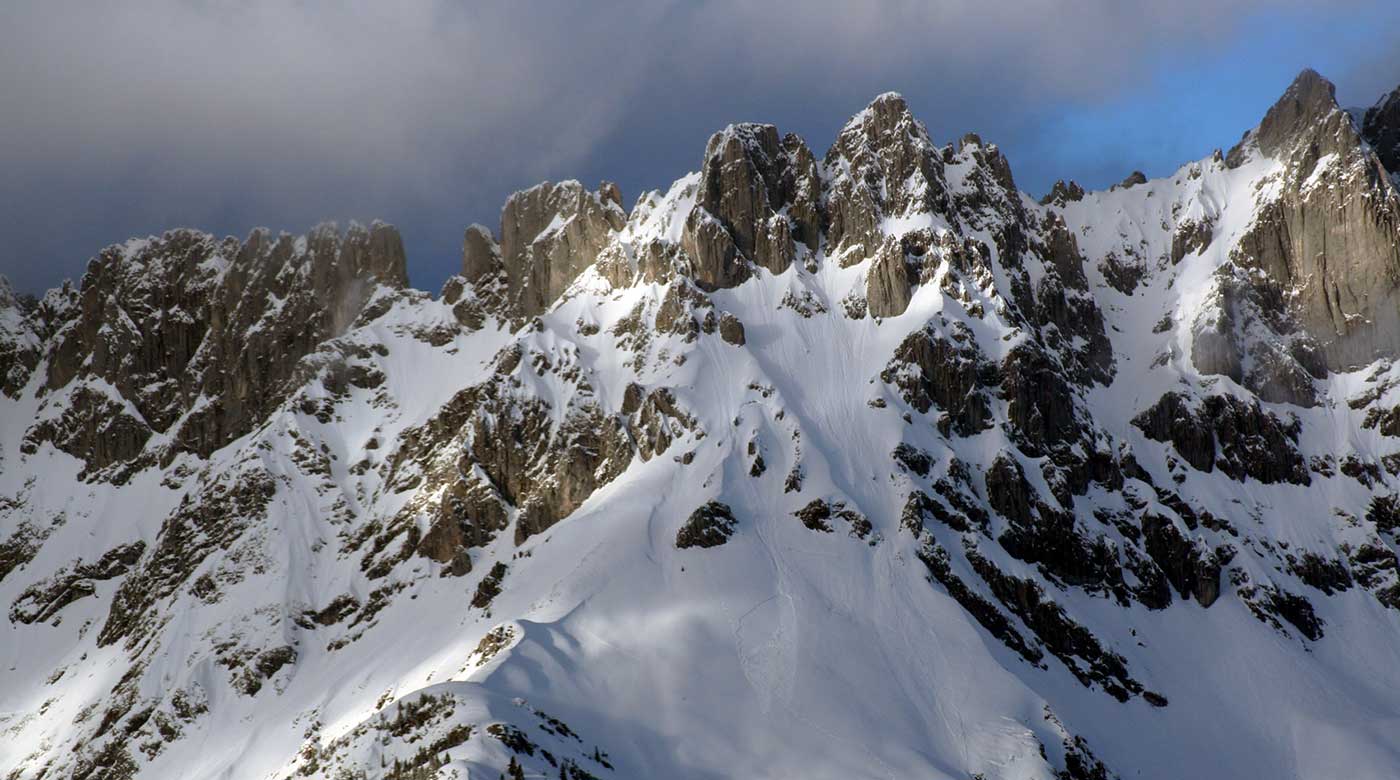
[{"left": 6, "top": 69, "right": 1400, "bottom": 780}]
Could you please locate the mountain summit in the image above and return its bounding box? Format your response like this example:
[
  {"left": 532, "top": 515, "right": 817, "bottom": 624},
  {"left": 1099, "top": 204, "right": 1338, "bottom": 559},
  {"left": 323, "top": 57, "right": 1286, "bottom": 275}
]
[{"left": 5, "top": 70, "right": 1400, "bottom": 780}]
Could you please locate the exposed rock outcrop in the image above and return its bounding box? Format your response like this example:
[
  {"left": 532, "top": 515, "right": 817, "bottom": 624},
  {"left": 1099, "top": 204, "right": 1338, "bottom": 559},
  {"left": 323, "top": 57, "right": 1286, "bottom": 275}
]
[
  {"left": 865, "top": 237, "right": 916, "bottom": 317},
  {"left": 824, "top": 92, "right": 950, "bottom": 265},
  {"left": 1228, "top": 69, "right": 1400, "bottom": 370},
  {"left": 1170, "top": 217, "right": 1215, "bottom": 265},
  {"left": 98, "top": 464, "right": 277, "bottom": 648},
  {"left": 1132, "top": 392, "right": 1308, "bottom": 485},
  {"left": 879, "top": 320, "right": 993, "bottom": 437},
  {"left": 676, "top": 501, "right": 738, "bottom": 548},
  {"left": 496, "top": 181, "right": 626, "bottom": 316},
  {"left": 1140, "top": 515, "right": 1221, "bottom": 607},
  {"left": 8, "top": 541, "right": 145, "bottom": 625},
  {"left": 1189, "top": 265, "right": 1324, "bottom": 406},
  {"left": 28, "top": 222, "right": 409, "bottom": 475},
  {"left": 1039, "top": 179, "right": 1085, "bottom": 207},
  {"left": 686, "top": 123, "right": 820, "bottom": 286},
  {"left": 1363, "top": 83, "right": 1400, "bottom": 173},
  {"left": 0, "top": 277, "right": 40, "bottom": 398},
  {"left": 1113, "top": 170, "right": 1148, "bottom": 190}
]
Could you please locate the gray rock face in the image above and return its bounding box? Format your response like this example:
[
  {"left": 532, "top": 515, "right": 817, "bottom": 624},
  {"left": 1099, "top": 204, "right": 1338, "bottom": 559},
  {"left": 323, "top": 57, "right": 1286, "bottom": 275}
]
[
  {"left": 1039, "top": 180, "right": 1085, "bottom": 207},
  {"left": 1141, "top": 515, "right": 1221, "bottom": 608},
  {"left": 1247, "top": 69, "right": 1344, "bottom": 161},
  {"left": 460, "top": 224, "right": 503, "bottom": 285},
  {"left": 1363, "top": 85, "right": 1400, "bottom": 173},
  {"left": 1190, "top": 314, "right": 1243, "bottom": 384},
  {"left": 824, "top": 92, "right": 951, "bottom": 264},
  {"left": 681, "top": 206, "right": 747, "bottom": 291},
  {"left": 1132, "top": 392, "right": 1308, "bottom": 485},
  {"left": 880, "top": 321, "right": 993, "bottom": 437},
  {"left": 865, "top": 237, "right": 915, "bottom": 317},
  {"left": 0, "top": 277, "right": 40, "bottom": 398},
  {"left": 699, "top": 124, "right": 820, "bottom": 262},
  {"left": 443, "top": 223, "right": 511, "bottom": 330},
  {"left": 680, "top": 123, "right": 820, "bottom": 289},
  {"left": 676, "top": 501, "right": 738, "bottom": 549},
  {"left": 1227, "top": 69, "right": 1400, "bottom": 370},
  {"left": 1113, "top": 171, "right": 1148, "bottom": 190},
  {"left": 498, "top": 181, "right": 625, "bottom": 316},
  {"left": 718, "top": 312, "right": 746, "bottom": 345},
  {"left": 1189, "top": 266, "right": 1324, "bottom": 406},
  {"left": 30, "top": 222, "right": 409, "bottom": 475},
  {"left": 373, "top": 337, "right": 662, "bottom": 572},
  {"left": 1170, "top": 217, "right": 1214, "bottom": 265}
]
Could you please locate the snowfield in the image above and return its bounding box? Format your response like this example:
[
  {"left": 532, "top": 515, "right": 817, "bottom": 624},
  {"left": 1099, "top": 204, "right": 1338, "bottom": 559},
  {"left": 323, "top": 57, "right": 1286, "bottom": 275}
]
[{"left": 4, "top": 72, "right": 1400, "bottom": 779}]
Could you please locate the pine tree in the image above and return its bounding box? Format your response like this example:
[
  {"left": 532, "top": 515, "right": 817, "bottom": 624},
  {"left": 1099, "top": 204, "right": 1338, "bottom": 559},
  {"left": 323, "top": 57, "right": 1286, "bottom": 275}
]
[{"left": 507, "top": 755, "right": 526, "bottom": 780}]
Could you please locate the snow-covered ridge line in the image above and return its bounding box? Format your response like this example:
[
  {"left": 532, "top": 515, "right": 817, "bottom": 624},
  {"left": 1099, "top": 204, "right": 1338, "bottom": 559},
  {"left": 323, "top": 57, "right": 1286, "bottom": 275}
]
[{"left": 4, "top": 68, "right": 1400, "bottom": 780}]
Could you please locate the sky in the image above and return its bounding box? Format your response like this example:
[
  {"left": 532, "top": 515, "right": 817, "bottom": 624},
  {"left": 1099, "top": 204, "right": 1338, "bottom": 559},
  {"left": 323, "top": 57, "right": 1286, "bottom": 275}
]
[{"left": 3, "top": 1, "right": 1400, "bottom": 296}]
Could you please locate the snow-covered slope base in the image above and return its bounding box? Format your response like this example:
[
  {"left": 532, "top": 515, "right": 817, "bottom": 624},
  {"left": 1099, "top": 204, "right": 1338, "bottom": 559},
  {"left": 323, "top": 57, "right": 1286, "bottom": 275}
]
[{"left": 6, "top": 70, "right": 1400, "bottom": 780}]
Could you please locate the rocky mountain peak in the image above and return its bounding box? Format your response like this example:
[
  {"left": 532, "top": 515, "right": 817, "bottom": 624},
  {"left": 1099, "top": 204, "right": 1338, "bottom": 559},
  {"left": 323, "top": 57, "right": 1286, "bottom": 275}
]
[
  {"left": 25, "top": 221, "right": 413, "bottom": 478},
  {"left": 1252, "top": 68, "right": 1342, "bottom": 157},
  {"left": 1363, "top": 82, "right": 1400, "bottom": 174},
  {"left": 824, "top": 91, "right": 950, "bottom": 263},
  {"left": 1039, "top": 179, "right": 1085, "bottom": 206},
  {"left": 1212, "top": 70, "right": 1400, "bottom": 371},
  {"left": 0, "top": 274, "right": 22, "bottom": 307},
  {"left": 1112, "top": 170, "right": 1148, "bottom": 190},
  {"left": 1226, "top": 69, "right": 1344, "bottom": 169},
  {"left": 704, "top": 122, "right": 781, "bottom": 161},
  {"left": 17, "top": 78, "right": 1400, "bottom": 780},
  {"left": 957, "top": 132, "right": 1019, "bottom": 194},
  {"left": 459, "top": 223, "right": 502, "bottom": 285},
  {"left": 862, "top": 90, "right": 916, "bottom": 127},
  {"left": 685, "top": 122, "right": 820, "bottom": 287},
  {"left": 829, "top": 91, "right": 934, "bottom": 166},
  {"left": 491, "top": 180, "right": 625, "bottom": 317}
]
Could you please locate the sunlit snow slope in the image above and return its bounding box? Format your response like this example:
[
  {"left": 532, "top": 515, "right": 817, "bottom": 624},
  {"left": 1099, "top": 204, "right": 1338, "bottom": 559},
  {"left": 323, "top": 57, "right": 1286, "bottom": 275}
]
[{"left": 5, "top": 70, "right": 1400, "bottom": 780}]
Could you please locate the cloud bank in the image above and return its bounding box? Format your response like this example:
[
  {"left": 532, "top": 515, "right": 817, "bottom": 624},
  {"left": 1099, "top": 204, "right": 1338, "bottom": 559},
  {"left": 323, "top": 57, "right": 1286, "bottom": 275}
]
[{"left": 1, "top": 0, "right": 1396, "bottom": 293}]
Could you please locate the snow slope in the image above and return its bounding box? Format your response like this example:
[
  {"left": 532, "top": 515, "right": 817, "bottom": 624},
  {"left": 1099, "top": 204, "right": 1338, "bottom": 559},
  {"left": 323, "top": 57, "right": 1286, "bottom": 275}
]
[{"left": 4, "top": 73, "right": 1400, "bottom": 780}]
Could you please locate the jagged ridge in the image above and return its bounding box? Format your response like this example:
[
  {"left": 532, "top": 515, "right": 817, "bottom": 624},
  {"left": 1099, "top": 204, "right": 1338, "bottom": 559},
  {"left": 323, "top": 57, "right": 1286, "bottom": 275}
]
[{"left": 3, "top": 70, "right": 1400, "bottom": 780}]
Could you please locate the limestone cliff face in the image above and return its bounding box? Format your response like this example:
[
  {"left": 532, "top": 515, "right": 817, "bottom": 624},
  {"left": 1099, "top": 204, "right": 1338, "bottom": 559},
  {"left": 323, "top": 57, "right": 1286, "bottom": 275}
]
[
  {"left": 683, "top": 123, "right": 821, "bottom": 288},
  {"left": 458, "top": 91, "right": 1105, "bottom": 345},
  {"left": 491, "top": 181, "right": 625, "bottom": 318},
  {"left": 824, "top": 92, "right": 951, "bottom": 265},
  {"left": 25, "top": 222, "right": 409, "bottom": 476},
  {"left": 1228, "top": 69, "right": 1400, "bottom": 371}
]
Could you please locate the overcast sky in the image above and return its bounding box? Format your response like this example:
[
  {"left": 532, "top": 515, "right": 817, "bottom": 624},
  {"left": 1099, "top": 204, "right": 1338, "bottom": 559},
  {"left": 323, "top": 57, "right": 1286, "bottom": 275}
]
[{"left": 4, "top": 1, "right": 1400, "bottom": 295}]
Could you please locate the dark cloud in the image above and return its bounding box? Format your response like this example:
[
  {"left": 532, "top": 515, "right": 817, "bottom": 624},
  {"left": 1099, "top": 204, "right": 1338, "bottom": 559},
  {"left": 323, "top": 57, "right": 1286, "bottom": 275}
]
[
  {"left": 1, "top": 0, "right": 1396, "bottom": 294},
  {"left": 1339, "top": 44, "right": 1400, "bottom": 109}
]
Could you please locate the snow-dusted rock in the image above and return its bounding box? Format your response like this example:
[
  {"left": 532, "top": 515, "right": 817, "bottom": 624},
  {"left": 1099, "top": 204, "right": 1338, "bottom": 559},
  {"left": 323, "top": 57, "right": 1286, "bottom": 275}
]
[{"left": 9, "top": 70, "right": 1400, "bottom": 780}]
